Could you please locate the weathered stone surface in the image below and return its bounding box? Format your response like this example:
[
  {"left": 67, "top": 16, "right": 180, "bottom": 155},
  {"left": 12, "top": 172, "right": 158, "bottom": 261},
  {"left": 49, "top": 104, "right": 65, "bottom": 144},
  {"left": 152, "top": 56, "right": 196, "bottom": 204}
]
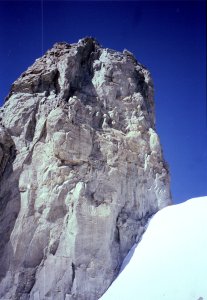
[{"left": 0, "top": 37, "right": 171, "bottom": 300}]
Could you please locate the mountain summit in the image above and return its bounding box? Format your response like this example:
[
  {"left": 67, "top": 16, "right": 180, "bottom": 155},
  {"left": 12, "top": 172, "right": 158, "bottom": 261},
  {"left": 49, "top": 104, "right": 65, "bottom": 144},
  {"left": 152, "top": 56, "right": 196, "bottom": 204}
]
[{"left": 0, "top": 37, "right": 171, "bottom": 299}]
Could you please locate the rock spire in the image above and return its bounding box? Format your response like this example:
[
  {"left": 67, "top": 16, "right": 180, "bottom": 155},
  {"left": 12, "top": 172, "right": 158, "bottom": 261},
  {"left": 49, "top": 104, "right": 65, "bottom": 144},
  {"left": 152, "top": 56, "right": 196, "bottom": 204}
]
[{"left": 0, "top": 37, "right": 171, "bottom": 300}]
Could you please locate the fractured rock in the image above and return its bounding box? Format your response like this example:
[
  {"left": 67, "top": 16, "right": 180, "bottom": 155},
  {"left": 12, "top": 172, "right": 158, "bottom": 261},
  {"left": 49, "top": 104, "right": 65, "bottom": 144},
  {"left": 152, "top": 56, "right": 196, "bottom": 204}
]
[{"left": 0, "top": 37, "right": 171, "bottom": 300}]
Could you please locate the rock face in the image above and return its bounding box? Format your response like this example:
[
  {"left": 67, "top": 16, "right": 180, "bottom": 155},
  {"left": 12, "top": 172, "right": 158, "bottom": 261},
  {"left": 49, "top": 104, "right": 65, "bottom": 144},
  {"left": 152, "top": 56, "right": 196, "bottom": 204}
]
[{"left": 0, "top": 37, "right": 171, "bottom": 300}]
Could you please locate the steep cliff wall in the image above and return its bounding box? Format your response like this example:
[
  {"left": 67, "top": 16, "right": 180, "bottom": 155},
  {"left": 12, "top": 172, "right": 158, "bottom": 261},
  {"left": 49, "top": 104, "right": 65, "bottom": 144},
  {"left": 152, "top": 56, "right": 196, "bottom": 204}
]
[{"left": 0, "top": 37, "right": 171, "bottom": 300}]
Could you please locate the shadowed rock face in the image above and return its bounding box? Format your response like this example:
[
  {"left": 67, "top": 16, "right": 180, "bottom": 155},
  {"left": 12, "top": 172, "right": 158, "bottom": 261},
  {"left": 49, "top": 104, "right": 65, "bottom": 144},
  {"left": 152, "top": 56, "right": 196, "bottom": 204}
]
[{"left": 0, "top": 37, "right": 171, "bottom": 300}]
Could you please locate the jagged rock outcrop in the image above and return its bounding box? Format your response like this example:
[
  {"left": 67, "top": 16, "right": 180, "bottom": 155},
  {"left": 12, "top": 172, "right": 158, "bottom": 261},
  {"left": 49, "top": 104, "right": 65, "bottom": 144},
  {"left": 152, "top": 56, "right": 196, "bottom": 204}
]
[{"left": 0, "top": 37, "right": 171, "bottom": 300}]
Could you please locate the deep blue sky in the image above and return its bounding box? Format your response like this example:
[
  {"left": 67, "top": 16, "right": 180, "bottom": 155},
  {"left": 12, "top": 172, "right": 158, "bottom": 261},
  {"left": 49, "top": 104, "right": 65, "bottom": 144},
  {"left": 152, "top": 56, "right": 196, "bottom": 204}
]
[{"left": 0, "top": 1, "right": 206, "bottom": 204}]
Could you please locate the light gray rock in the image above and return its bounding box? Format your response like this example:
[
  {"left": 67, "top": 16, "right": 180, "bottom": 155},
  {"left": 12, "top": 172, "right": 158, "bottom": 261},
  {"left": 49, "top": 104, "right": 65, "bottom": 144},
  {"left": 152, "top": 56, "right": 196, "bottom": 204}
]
[{"left": 0, "top": 37, "right": 171, "bottom": 300}]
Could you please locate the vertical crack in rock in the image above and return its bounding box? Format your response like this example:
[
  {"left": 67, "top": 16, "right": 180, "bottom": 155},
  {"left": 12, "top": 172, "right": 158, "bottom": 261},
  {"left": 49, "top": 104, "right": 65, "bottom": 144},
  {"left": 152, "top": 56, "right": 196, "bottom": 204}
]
[
  {"left": 25, "top": 113, "right": 37, "bottom": 142},
  {"left": 0, "top": 37, "right": 171, "bottom": 300},
  {"left": 71, "top": 262, "right": 76, "bottom": 287},
  {"left": 115, "top": 225, "right": 121, "bottom": 244}
]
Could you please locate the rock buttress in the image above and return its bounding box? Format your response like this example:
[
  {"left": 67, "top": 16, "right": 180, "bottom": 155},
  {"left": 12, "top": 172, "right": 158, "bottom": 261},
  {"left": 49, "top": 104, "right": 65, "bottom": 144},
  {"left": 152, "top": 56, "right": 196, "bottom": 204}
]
[{"left": 0, "top": 37, "right": 171, "bottom": 300}]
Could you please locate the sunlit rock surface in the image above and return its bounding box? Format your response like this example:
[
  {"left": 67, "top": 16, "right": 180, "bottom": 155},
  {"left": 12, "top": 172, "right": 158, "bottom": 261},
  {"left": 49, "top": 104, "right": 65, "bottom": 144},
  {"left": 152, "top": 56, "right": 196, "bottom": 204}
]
[{"left": 0, "top": 37, "right": 171, "bottom": 300}]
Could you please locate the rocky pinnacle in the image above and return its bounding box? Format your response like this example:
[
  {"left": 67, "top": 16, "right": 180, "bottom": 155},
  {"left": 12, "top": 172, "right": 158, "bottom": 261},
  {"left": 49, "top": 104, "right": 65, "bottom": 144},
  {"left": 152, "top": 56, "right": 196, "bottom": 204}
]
[{"left": 0, "top": 37, "right": 171, "bottom": 300}]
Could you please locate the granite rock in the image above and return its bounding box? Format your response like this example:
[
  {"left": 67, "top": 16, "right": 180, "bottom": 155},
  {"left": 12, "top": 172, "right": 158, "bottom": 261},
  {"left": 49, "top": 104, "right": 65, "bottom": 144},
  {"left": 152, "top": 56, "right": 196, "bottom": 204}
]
[{"left": 0, "top": 37, "right": 171, "bottom": 300}]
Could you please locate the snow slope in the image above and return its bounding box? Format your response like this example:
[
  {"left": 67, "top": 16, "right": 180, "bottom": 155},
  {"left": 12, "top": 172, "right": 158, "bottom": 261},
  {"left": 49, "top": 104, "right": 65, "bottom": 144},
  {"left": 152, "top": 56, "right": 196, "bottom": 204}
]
[{"left": 100, "top": 196, "right": 207, "bottom": 300}]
